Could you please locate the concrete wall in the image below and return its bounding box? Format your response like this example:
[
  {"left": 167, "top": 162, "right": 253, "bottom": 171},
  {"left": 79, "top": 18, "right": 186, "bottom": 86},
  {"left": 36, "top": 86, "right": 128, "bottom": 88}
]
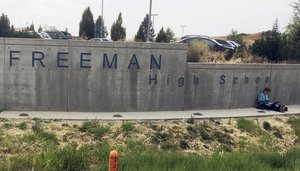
[
  {"left": 0, "top": 38, "right": 299, "bottom": 112},
  {"left": 184, "top": 63, "right": 300, "bottom": 110},
  {"left": 0, "top": 38, "right": 187, "bottom": 112}
]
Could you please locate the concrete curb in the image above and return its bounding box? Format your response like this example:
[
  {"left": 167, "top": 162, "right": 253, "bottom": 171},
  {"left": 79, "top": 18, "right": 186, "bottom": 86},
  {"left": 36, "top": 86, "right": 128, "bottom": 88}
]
[{"left": 0, "top": 105, "right": 299, "bottom": 120}]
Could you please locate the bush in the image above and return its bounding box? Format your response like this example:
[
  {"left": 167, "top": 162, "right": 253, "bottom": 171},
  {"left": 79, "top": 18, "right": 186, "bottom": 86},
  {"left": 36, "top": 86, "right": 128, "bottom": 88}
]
[
  {"left": 187, "top": 41, "right": 209, "bottom": 62},
  {"left": 263, "top": 121, "right": 272, "bottom": 131}
]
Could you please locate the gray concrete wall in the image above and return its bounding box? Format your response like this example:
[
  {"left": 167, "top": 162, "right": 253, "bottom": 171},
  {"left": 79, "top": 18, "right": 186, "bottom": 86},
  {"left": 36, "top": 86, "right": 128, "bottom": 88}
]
[
  {"left": 185, "top": 63, "right": 300, "bottom": 110},
  {"left": 0, "top": 38, "right": 187, "bottom": 112},
  {"left": 0, "top": 38, "right": 299, "bottom": 112}
]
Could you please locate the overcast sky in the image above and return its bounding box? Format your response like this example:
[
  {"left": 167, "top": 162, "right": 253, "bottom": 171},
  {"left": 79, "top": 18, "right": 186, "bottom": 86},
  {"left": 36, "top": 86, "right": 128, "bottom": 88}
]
[{"left": 0, "top": 0, "right": 296, "bottom": 39}]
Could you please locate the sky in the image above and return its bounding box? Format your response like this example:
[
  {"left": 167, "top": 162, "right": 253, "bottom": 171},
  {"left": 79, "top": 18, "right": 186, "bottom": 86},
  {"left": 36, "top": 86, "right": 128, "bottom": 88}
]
[{"left": 0, "top": 0, "right": 296, "bottom": 39}]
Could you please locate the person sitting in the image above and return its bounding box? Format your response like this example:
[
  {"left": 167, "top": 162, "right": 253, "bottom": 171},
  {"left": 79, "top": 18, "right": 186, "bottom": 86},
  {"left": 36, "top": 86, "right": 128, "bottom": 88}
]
[{"left": 257, "top": 88, "right": 288, "bottom": 112}]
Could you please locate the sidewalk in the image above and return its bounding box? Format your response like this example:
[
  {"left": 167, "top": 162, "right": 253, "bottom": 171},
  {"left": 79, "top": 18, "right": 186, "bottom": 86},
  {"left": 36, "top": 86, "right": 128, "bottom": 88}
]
[{"left": 0, "top": 105, "right": 300, "bottom": 120}]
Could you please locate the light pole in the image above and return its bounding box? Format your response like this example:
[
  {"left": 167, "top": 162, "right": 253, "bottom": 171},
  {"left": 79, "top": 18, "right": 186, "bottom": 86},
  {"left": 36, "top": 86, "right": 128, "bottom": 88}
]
[
  {"left": 147, "top": 0, "right": 152, "bottom": 42},
  {"left": 101, "top": 0, "right": 104, "bottom": 19},
  {"left": 180, "top": 25, "right": 187, "bottom": 37},
  {"left": 151, "top": 14, "right": 158, "bottom": 29}
]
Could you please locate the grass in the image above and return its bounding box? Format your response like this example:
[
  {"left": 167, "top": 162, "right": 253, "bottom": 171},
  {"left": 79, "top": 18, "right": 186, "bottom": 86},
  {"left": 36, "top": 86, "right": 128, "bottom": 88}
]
[
  {"left": 1, "top": 143, "right": 300, "bottom": 171},
  {"left": 237, "top": 118, "right": 263, "bottom": 135},
  {"left": 0, "top": 116, "right": 300, "bottom": 170},
  {"left": 79, "top": 120, "right": 110, "bottom": 139}
]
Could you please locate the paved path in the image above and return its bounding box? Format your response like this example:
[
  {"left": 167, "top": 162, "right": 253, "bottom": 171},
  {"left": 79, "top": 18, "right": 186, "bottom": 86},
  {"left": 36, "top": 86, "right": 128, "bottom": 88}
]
[{"left": 0, "top": 105, "right": 299, "bottom": 120}]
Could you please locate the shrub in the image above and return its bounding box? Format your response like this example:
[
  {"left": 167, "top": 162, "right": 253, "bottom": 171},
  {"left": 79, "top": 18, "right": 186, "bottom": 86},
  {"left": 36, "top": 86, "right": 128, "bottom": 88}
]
[
  {"left": 263, "top": 121, "right": 272, "bottom": 131},
  {"left": 187, "top": 41, "right": 208, "bottom": 62}
]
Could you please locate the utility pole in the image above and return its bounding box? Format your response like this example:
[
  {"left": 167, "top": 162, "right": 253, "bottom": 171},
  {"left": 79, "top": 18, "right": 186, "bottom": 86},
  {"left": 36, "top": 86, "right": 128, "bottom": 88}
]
[
  {"left": 147, "top": 0, "right": 152, "bottom": 42},
  {"left": 102, "top": 0, "right": 104, "bottom": 19}
]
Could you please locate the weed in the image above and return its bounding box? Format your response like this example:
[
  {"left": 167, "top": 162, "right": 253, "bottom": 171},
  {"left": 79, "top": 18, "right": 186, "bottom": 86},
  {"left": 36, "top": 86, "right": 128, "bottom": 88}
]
[
  {"left": 93, "top": 125, "right": 110, "bottom": 139},
  {"left": 199, "top": 129, "right": 212, "bottom": 140},
  {"left": 17, "top": 122, "right": 27, "bottom": 130},
  {"left": 62, "top": 123, "right": 70, "bottom": 127},
  {"left": 186, "top": 117, "right": 195, "bottom": 124},
  {"left": 179, "top": 140, "right": 189, "bottom": 149},
  {"left": 219, "top": 144, "right": 233, "bottom": 152},
  {"left": 32, "top": 121, "right": 43, "bottom": 133},
  {"left": 23, "top": 131, "right": 58, "bottom": 144},
  {"left": 0, "top": 118, "right": 8, "bottom": 122},
  {"left": 35, "top": 145, "right": 90, "bottom": 171},
  {"left": 121, "top": 122, "right": 135, "bottom": 132},
  {"left": 126, "top": 139, "right": 145, "bottom": 151},
  {"left": 273, "top": 127, "right": 283, "bottom": 139},
  {"left": 2, "top": 123, "right": 13, "bottom": 129},
  {"left": 186, "top": 125, "right": 197, "bottom": 135},
  {"left": 151, "top": 132, "right": 170, "bottom": 144},
  {"left": 37, "top": 131, "right": 58, "bottom": 143},
  {"left": 79, "top": 120, "right": 98, "bottom": 133},
  {"left": 263, "top": 121, "right": 272, "bottom": 131},
  {"left": 214, "top": 131, "right": 233, "bottom": 145}
]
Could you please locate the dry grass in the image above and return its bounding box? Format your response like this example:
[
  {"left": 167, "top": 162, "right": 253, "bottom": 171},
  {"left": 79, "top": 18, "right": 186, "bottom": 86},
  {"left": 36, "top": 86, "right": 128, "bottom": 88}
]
[{"left": 0, "top": 115, "right": 299, "bottom": 158}]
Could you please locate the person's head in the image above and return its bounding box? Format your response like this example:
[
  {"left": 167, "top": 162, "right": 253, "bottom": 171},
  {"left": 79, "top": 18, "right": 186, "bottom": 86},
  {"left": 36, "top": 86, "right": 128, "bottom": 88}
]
[{"left": 263, "top": 88, "right": 271, "bottom": 95}]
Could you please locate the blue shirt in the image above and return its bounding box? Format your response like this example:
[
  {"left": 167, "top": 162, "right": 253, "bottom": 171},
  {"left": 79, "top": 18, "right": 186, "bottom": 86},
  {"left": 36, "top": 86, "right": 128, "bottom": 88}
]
[{"left": 257, "top": 92, "right": 269, "bottom": 105}]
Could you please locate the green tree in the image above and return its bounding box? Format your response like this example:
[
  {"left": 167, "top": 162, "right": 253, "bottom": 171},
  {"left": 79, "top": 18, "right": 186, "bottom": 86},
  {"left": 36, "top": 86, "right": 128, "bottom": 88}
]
[
  {"left": 226, "top": 29, "right": 245, "bottom": 47},
  {"left": 110, "top": 12, "right": 126, "bottom": 41},
  {"left": 134, "top": 14, "right": 155, "bottom": 42},
  {"left": 286, "top": 1, "right": 300, "bottom": 39},
  {"left": 29, "top": 23, "right": 35, "bottom": 31},
  {"left": 156, "top": 27, "right": 174, "bottom": 43},
  {"left": 285, "top": 1, "right": 300, "bottom": 61},
  {"left": 165, "top": 28, "right": 175, "bottom": 42},
  {"left": 251, "top": 18, "right": 283, "bottom": 62},
  {"left": 95, "top": 15, "right": 108, "bottom": 38},
  {"left": 38, "top": 25, "right": 42, "bottom": 32},
  {"left": 79, "top": 7, "right": 95, "bottom": 40},
  {"left": 0, "top": 13, "right": 11, "bottom": 37},
  {"left": 156, "top": 27, "right": 167, "bottom": 42}
]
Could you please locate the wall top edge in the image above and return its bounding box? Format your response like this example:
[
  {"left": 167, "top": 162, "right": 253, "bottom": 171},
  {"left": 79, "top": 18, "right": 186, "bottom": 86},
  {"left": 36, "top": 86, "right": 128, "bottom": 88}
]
[
  {"left": 0, "top": 38, "right": 188, "bottom": 50},
  {"left": 187, "top": 62, "right": 300, "bottom": 70}
]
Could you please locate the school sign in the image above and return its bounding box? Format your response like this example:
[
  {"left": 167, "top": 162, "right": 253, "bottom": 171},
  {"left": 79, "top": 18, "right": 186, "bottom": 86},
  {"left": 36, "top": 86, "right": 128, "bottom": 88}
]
[{"left": 0, "top": 38, "right": 299, "bottom": 112}]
